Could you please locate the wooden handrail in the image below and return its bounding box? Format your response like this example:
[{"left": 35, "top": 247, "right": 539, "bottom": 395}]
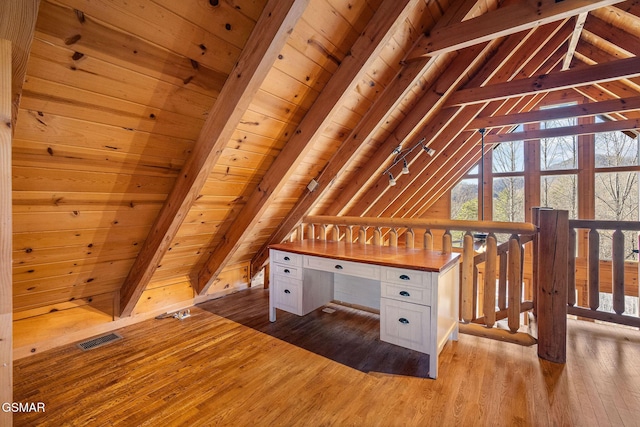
[
  {"left": 304, "top": 215, "right": 538, "bottom": 235},
  {"left": 569, "top": 219, "right": 640, "bottom": 231}
]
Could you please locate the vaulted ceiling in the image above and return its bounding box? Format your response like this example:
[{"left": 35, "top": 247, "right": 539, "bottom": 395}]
[{"left": 6, "top": 0, "right": 640, "bottom": 317}]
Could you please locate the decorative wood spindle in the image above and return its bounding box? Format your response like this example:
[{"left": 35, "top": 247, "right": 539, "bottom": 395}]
[
  {"left": 483, "top": 233, "right": 498, "bottom": 328},
  {"left": 442, "top": 230, "right": 452, "bottom": 253},
  {"left": 405, "top": 228, "right": 415, "bottom": 248},
  {"left": 373, "top": 227, "right": 382, "bottom": 246},
  {"left": 507, "top": 234, "right": 522, "bottom": 333},
  {"left": 298, "top": 223, "right": 305, "bottom": 242},
  {"left": 345, "top": 225, "right": 354, "bottom": 243},
  {"left": 358, "top": 226, "right": 367, "bottom": 244},
  {"left": 588, "top": 228, "right": 600, "bottom": 311},
  {"left": 568, "top": 227, "right": 576, "bottom": 306},
  {"left": 331, "top": 225, "right": 340, "bottom": 241},
  {"left": 612, "top": 229, "right": 625, "bottom": 315},
  {"left": 308, "top": 223, "right": 316, "bottom": 240},
  {"left": 498, "top": 251, "right": 507, "bottom": 310},
  {"left": 389, "top": 228, "right": 398, "bottom": 248},
  {"left": 320, "top": 224, "right": 329, "bottom": 240},
  {"left": 424, "top": 229, "right": 433, "bottom": 251},
  {"left": 461, "top": 231, "right": 474, "bottom": 323}
]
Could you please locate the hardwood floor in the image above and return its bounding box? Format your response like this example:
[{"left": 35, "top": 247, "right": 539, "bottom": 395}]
[{"left": 13, "top": 287, "right": 640, "bottom": 426}]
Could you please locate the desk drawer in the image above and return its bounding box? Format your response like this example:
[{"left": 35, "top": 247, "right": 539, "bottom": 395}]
[
  {"left": 305, "top": 255, "right": 380, "bottom": 280},
  {"left": 273, "top": 276, "right": 302, "bottom": 315},
  {"left": 272, "top": 263, "right": 303, "bottom": 280},
  {"left": 271, "top": 250, "right": 302, "bottom": 267},
  {"left": 381, "top": 266, "right": 430, "bottom": 287},
  {"left": 381, "top": 281, "right": 432, "bottom": 306},
  {"left": 380, "top": 298, "right": 431, "bottom": 354}
]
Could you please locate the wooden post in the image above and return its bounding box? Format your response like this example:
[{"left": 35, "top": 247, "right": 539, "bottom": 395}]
[
  {"left": 461, "top": 231, "right": 474, "bottom": 323},
  {"left": 405, "top": 228, "right": 414, "bottom": 248},
  {"left": 484, "top": 233, "right": 497, "bottom": 328},
  {"left": 0, "top": 38, "right": 13, "bottom": 427},
  {"left": 424, "top": 229, "right": 433, "bottom": 251},
  {"left": 588, "top": 228, "right": 600, "bottom": 310},
  {"left": 537, "top": 209, "right": 568, "bottom": 364},
  {"left": 507, "top": 234, "right": 522, "bottom": 332},
  {"left": 612, "top": 229, "right": 625, "bottom": 315},
  {"left": 389, "top": 229, "right": 398, "bottom": 248}
]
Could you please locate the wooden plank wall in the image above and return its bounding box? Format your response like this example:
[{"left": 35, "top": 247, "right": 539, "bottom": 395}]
[{"left": 1, "top": 38, "right": 13, "bottom": 427}]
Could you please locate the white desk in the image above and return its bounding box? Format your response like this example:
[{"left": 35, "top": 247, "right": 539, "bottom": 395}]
[{"left": 268, "top": 240, "right": 460, "bottom": 379}]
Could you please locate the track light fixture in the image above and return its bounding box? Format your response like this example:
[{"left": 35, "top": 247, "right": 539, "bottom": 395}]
[
  {"left": 381, "top": 137, "right": 436, "bottom": 186},
  {"left": 402, "top": 159, "right": 410, "bottom": 174}
]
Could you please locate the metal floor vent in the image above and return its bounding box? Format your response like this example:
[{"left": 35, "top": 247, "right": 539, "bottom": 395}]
[{"left": 77, "top": 332, "right": 123, "bottom": 351}]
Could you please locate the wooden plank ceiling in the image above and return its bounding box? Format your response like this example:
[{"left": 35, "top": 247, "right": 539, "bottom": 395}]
[{"left": 10, "top": 0, "right": 640, "bottom": 316}]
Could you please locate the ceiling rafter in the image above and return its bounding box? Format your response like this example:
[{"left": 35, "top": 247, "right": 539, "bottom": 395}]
[
  {"left": 195, "top": 0, "right": 417, "bottom": 294},
  {"left": 118, "top": 0, "right": 309, "bottom": 316},
  {"left": 469, "top": 95, "right": 640, "bottom": 129},
  {"left": 249, "top": 0, "right": 485, "bottom": 273},
  {"left": 361, "top": 24, "right": 574, "bottom": 221},
  {"left": 406, "top": 0, "right": 625, "bottom": 60},
  {"left": 485, "top": 118, "right": 640, "bottom": 143},
  {"left": 562, "top": 12, "right": 589, "bottom": 70},
  {"left": 445, "top": 56, "right": 640, "bottom": 107},
  {"left": 342, "top": 19, "right": 570, "bottom": 220}
]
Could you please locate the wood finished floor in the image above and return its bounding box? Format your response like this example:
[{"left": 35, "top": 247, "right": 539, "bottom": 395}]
[{"left": 13, "top": 287, "right": 640, "bottom": 426}]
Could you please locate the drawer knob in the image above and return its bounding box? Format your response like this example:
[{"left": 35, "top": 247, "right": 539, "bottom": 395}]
[
  {"left": 398, "top": 317, "right": 410, "bottom": 325},
  {"left": 284, "top": 256, "right": 290, "bottom": 261},
  {"left": 399, "top": 291, "right": 410, "bottom": 297},
  {"left": 284, "top": 269, "right": 290, "bottom": 274},
  {"left": 399, "top": 274, "right": 410, "bottom": 281},
  {"left": 335, "top": 264, "right": 343, "bottom": 270},
  {"left": 284, "top": 289, "right": 291, "bottom": 294}
]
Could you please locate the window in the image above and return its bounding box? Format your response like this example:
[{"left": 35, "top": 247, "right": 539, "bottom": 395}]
[
  {"left": 540, "top": 174, "right": 578, "bottom": 219},
  {"left": 541, "top": 116, "right": 577, "bottom": 171},
  {"left": 451, "top": 177, "right": 478, "bottom": 246}
]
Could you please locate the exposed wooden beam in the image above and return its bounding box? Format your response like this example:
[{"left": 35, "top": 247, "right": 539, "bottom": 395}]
[
  {"left": 119, "top": 0, "right": 309, "bottom": 316},
  {"left": 0, "top": 0, "right": 39, "bottom": 133},
  {"left": 484, "top": 118, "right": 640, "bottom": 143},
  {"left": 344, "top": 20, "right": 569, "bottom": 220},
  {"left": 406, "top": 0, "right": 623, "bottom": 60},
  {"left": 469, "top": 95, "right": 640, "bottom": 129},
  {"left": 583, "top": 14, "right": 640, "bottom": 57},
  {"left": 375, "top": 27, "right": 570, "bottom": 220},
  {"left": 0, "top": 38, "right": 13, "bottom": 427},
  {"left": 445, "top": 56, "right": 640, "bottom": 107},
  {"left": 196, "top": 0, "right": 418, "bottom": 293},
  {"left": 562, "top": 12, "right": 588, "bottom": 70},
  {"left": 250, "top": 0, "right": 484, "bottom": 274}
]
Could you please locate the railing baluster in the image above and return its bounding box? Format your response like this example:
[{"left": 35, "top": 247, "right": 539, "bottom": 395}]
[
  {"left": 484, "top": 233, "right": 498, "bottom": 328},
  {"left": 588, "top": 228, "right": 600, "bottom": 311},
  {"left": 405, "top": 228, "right": 415, "bottom": 248},
  {"left": 612, "top": 229, "right": 625, "bottom": 315},
  {"left": 373, "top": 227, "right": 382, "bottom": 246},
  {"left": 508, "top": 234, "right": 522, "bottom": 333},
  {"left": 345, "top": 225, "right": 353, "bottom": 243},
  {"left": 298, "top": 223, "right": 305, "bottom": 242},
  {"left": 442, "top": 230, "right": 452, "bottom": 253},
  {"left": 320, "top": 224, "right": 328, "bottom": 241},
  {"left": 461, "top": 231, "right": 474, "bottom": 323},
  {"left": 424, "top": 229, "right": 433, "bottom": 251},
  {"left": 389, "top": 228, "right": 398, "bottom": 248},
  {"left": 358, "top": 226, "right": 367, "bottom": 244},
  {"left": 568, "top": 227, "right": 576, "bottom": 307},
  {"left": 308, "top": 223, "right": 315, "bottom": 240},
  {"left": 332, "top": 224, "right": 340, "bottom": 241}
]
